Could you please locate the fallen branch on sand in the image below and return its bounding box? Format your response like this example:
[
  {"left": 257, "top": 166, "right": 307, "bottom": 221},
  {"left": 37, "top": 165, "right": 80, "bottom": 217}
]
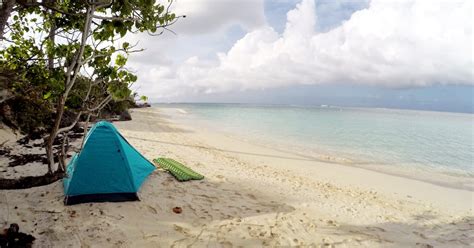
[{"left": 0, "top": 172, "right": 64, "bottom": 190}]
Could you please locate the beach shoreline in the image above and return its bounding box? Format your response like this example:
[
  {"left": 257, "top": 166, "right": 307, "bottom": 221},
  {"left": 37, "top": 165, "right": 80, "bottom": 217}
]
[
  {"left": 159, "top": 106, "right": 474, "bottom": 193},
  {"left": 141, "top": 107, "right": 473, "bottom": 214},
  {"left": 1, "top": 107, "right": 472, "bottom": 247}
]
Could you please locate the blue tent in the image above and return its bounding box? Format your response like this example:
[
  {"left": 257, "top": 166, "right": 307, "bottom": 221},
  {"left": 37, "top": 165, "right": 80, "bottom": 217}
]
[{"left": 63, "top": 121, "right": 155, "bottom": 205}]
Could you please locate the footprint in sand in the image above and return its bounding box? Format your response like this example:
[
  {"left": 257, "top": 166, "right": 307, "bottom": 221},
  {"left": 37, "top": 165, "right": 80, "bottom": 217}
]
[
  {"left": 146, "top": 205, "right": 158, "bottom": 214},
  {"left": 366, "top": 226, "right": 386, "bottom": 232},
  {"left": 326, "top": 220, "right": 339, "bottom": 227},
  {"left": 247, "top": 194, "right": 257, "bottom": 200},
  {"left": 173, "top": 224, "right": 190, "bottom": 235},
  {"left": 413, "top": 231, "right": 428, "bottom": 239},
  {"left": 216, "top": 175, "right": 228, "bottom": 182},
  {"left": 247, "top": 227, "right": 261, "bottom": 238},
  {"left": 219, "top": 241, "right": 233, "bottom": 248},
  {"left": 415, "top": 243, "right": 434, "bottom": 248},
  {"left": 161, "top": 179, "right": 172, "bottom": 186},
  {"left": 198, "top": 194, "right": 219, "bottom": 202}
]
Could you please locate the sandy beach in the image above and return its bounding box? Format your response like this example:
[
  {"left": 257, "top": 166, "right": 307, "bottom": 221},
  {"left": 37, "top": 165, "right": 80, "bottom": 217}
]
[{"left": 0, "top": 107, "right": 473, "bottom": 247}]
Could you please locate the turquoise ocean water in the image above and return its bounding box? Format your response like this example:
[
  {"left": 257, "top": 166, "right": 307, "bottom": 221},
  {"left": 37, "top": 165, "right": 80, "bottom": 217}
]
[{"left": 157, "top": 103, "right": 474, "bottom": 178}]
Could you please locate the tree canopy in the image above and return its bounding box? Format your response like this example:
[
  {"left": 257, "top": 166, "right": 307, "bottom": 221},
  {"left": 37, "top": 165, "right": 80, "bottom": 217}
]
[{"left": 0, "top": 0, "right": 181, "bottom": 175}]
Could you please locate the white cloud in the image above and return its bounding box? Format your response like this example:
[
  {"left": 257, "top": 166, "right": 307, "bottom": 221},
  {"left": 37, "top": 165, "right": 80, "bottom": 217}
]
[
  {"left": 170, "top": 0, "right": 266, "bottom": 34},
  {"left": 137, "top": 0, "right": 473, "bottom": 100}
]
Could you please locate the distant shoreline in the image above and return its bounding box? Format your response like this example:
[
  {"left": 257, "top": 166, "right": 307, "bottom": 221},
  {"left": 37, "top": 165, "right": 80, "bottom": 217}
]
[{"left": 150, "top": 102, "right": 474, "bottom": 115}]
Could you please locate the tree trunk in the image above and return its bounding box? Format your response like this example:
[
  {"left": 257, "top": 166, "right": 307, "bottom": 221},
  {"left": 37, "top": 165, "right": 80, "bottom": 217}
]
[
  {"left": 81, "top": 113, "right": 91, "bottom": 149},
  {"left": 58, "top": 134, "right": 68, "bottom": 172},
  {"left": 0, "top": 0, "right": 15, "bottom": 41},
  {"left": 46, "top": 95, "right": 65, "bottom": 174},
  {"left": 47, "top": 9, "right": 55, "bottom": 70},
  {"left": 45, "top": 5, "right": 95, "bottom": 173}
]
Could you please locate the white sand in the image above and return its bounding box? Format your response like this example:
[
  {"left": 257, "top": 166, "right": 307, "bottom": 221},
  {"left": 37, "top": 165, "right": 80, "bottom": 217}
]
[{"left": 0, "top": 107, "right": 473, "bottom": 247}]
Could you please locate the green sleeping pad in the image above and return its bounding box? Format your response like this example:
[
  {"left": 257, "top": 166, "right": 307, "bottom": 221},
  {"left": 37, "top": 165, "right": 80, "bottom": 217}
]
[{"left": 153, "top": 158, "right": 204, "bottom": 181}]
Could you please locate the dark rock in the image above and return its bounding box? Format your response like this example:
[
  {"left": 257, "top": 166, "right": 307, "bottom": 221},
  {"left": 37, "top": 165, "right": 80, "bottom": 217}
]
[
  {"left": 119, "top": 110, "right": 132, "bottom": 121},
  {"left": 132, "top": 102, "right": 151, "bottom": 108},
  {"left": 0, "top": 223, "right": 36, "bottom": 248}
]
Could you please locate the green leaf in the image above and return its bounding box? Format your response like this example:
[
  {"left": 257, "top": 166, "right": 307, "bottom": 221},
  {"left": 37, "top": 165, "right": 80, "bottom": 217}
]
[
  {"left": 115, "top": 54, "right": 127, "bottom": 67},
  {"left": 43, "top": 92, "right": 52, "bottom": 100}
]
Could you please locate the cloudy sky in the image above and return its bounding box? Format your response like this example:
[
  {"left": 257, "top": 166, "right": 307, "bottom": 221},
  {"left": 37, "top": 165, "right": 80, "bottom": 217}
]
[{"left": 127, "top": 0, "right": 473, "bottom": 113}]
